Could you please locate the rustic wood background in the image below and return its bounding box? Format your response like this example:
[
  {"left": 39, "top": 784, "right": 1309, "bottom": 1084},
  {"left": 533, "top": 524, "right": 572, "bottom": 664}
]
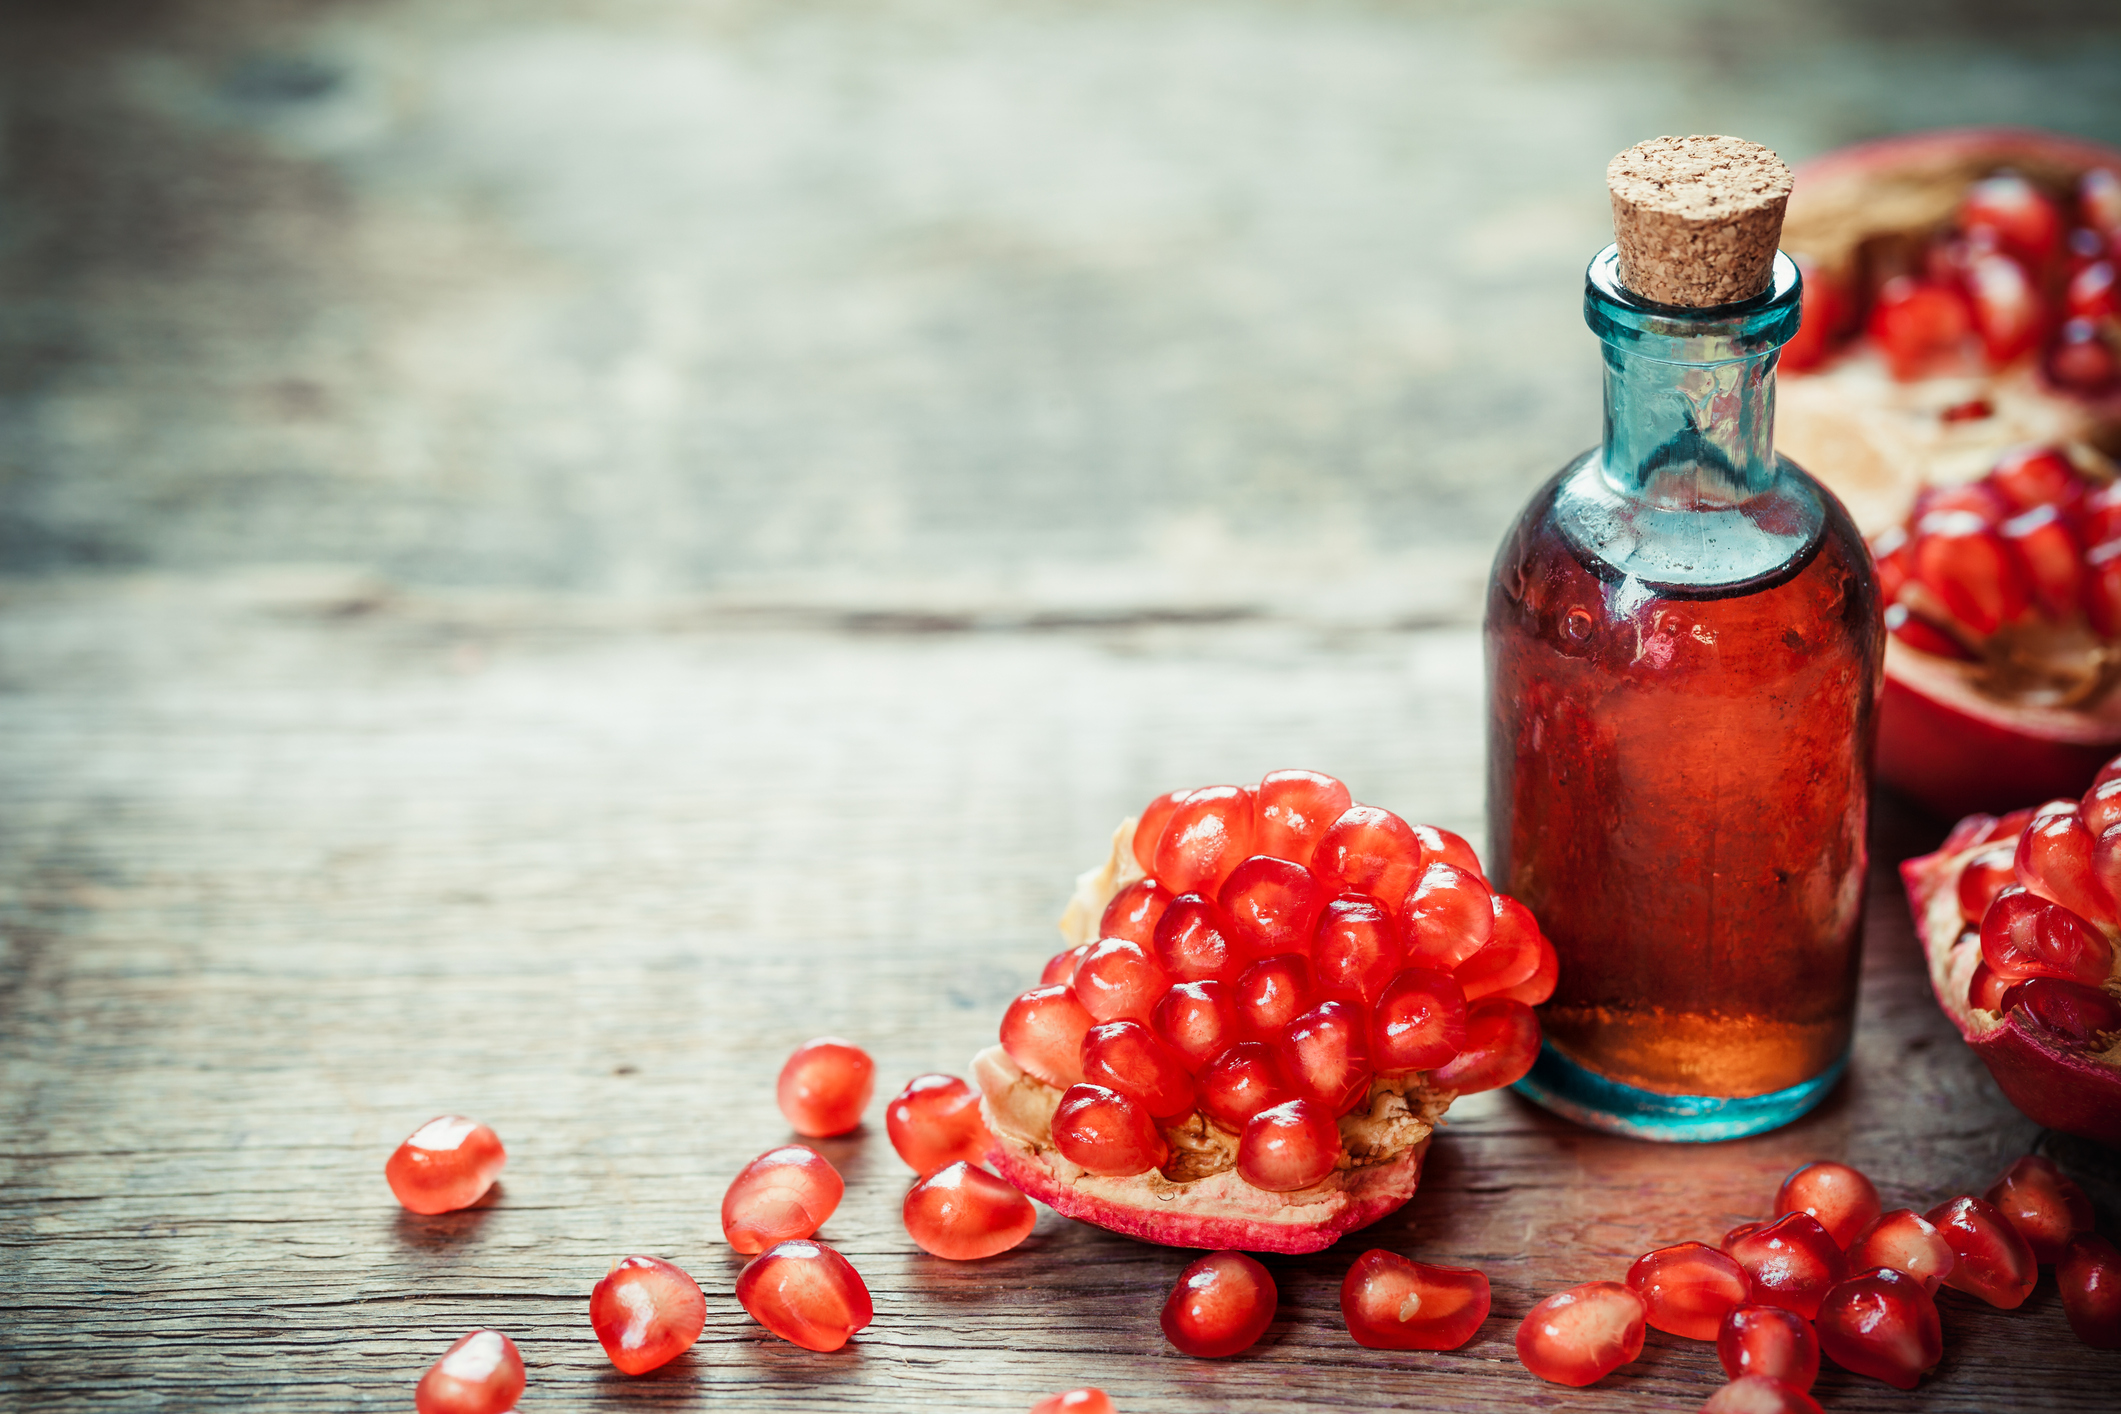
[{"left": 4, "top": 2, "right": 2120, "bottom": 1411}]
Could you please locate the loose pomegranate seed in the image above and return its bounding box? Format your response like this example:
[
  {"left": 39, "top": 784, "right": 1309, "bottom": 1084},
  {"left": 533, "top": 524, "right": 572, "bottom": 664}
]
[
  {"left": 1780, "top": 253, "right": 1842, "bottom": 372},
  {"left": 1219, "top": 855, "right": 1327, "bottom": 958},
  {"left": 1885, "top": 603, "right": 1973, "bottom": 659},
  {"left": 1072, "top": 938, "right": 1171, "bottom": 1024},
  {"left": 1912, "top": 508, "right": 2029, "bottom": 634},
  {"left": 1847, "top": 1209, "right": 1956, "bottom": 1291},
  {"left": 415, "top": 1330, "right": 524, "bottom": 1414},
  {"left": 1428, "top": 997, "right": 1539, "bottom": 1094},
  {"left": 1966, "top": 252, "right": 2044, "bottom": 365},
  {"left": 1400, "top": 863, "right": 1496, "bottom": 970},
  {"left": 386, "top": 1117, "right": 506, "bottom": 1218},
  {"left": 1626, "top": 1241, "right": 1750, "bottom": 1340},
  {"left": 1099, "top": 878, "right": 1173, "bottom": 946},
  {"left": 1925, "top": 1194, "right": 2037, "bottom": 1308},
  {"left": 1773, "top": 1160, "right": 1881, "bottom": 1250},
  {"left": 1152, "top": 979, "right": 1240, "bottom": 1071},
  {"left": 1234, "top": 953, "right": 1318, "bottom": 1041},
  {"left": 2069, "top": 261, "right": 2119, "bottom": 320},
  {"left": 1717, "top": 1304, "right": 1820, "bottom": 1390},
  {"left": 2060, "top": 1232, "right": 2121, "bottom": 1349},
  {"left": 1498, "top": 928, "right": 1560, "bottom": 1005},
  {"left": 1310, "top": 895, "right": 1403, "bottom": 1005},
  {"left": 1311, "top": 805, "right": 1424, "bottom": 911},
  {"left": 1198, "top": 1041, "right": 1296, "bottom": 1132},
  {"left": 885, "top": 1073, "right": 992, "bottom": 1175},
  {"left": 2085, "top": 168, "right": 2121, "bottom": 233},
  {"left": 1000, "top": 984, "right": 1094, "bottom": 1088},
  {"left": 1051, "top": 1083, "right": 1168, "bottom": 1176},
  {"left": 1161, "top": 1250, "right": 1277, "bottom": 1358},
  {"left": 1253, "top": 769, "right": 1353, "bottom": 866},
  {"left": 1081, "top": 1019, "right": 1197, "bottom": 1120},
  {"left": 777, "top": 1038, "right": 875, "bottom": 1138},
  {"left": 1869, "top": 276, "right": 1976, "bottom": 379},
  {"left": 735, "top": 1238, "right": 874, "bottom": 1352},
  {"left": 2016, "top": 807, "right": 2115, "bottom": 924},
  {"left": 2050, "top": 316, "right": 2119, "bottom": 390},
  {"left": 1042, "top": 943, "right": 1091, "bottom": 985},
  {"left": 1700, "top": 1376, "right": 1824, "bottom": 1414},
  {"left": 1958, "top": 841, "right": 2020, "bottom": 923},
  {"left": 2007, "top": 976, "right": 2121, "bottom": 1046},
  {"left": 1340, "top": 1249, "right": 1491, "bottom": 1350},
  {"left": 2002, "top": 505, "right": 2084, "bottom": 620},
  {"left": 1963, "top": 172, "right": 2064, "bottom": 265},
  {"left": 1455, "top": 894, "right": 1544, "bottom": 1000},
  {"left": 1515, "top": 1281, "right": 1647, "bottom": 1387},
  {"left": 1028, "top": 1391, "right": 1116, "bottom": 1414},
  {"left": 1278, "top": 999, "right": 1373, "bottom": 1115},
  {"left": 1984, "top": 1154, "right": 2094, "bottom": 1263},
  {"left": 1814, "top": 1267, "right": 1941, "bottom": 1390},
  {"left": 1369, "top": 966, "right": 1468, "bottom": 1074},
  {"left": 590, "top": 1255, "right": 707, "bottom": 1373},
  {"left": 1723, "top": 1213, "right": 1846, "bottom": 1319},
  {"left": 1980, "top": 886, "right": 2113, "bottom": 985},
  {"left": 1153, "top": 892, "right": 1242, "bottom": 982},
  {"left": 1988, "top": 445, "right": 2085, "bottom": 513},
  {"left": 902, "top": 1160, "right": 1037, "bottom": 1260},
  {"left": 1238, "top": 1096, "right": 1341, "bottom": 1191},
  {"left": 1153, "top": 786, "right": 1257, "bottom": 894},
  {"left": 1131, "top": 788, "right": 1191, "bottom": 874},
  {"left": 722, "top": 1144, "right": 845, "bottom": 1254}
]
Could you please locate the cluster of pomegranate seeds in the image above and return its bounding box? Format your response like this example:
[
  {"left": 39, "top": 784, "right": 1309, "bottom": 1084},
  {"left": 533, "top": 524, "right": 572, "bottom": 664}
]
[
  {"left": 777, "top": 1037, "right": 876, "bottom": 1137},
  {"left": 590, "top": 1255, "right": 708, "bottom": 1374},
  {"left": 1027, "top": 1390, "right": 1117, "bottom": 1414},
  {"left": 1159, "top": 1250, "right": 1278, "bottom": 1358},
  {"left": 1339, "top": 1250, "right": 1490, "bottom": 1350},
  {"left": 902, "top": 1161, "right": 1037, "bottom": 1260},
  {"left": 721, "top": 1144, "right": 845, "bottom": 1254},
  {"left": 386, "top": 1115, "right": 507, "bottom": 1216},
  {"left": 735, "top": 1238, "right": 875, "bottom": 1352},
  {"left": 885, "top": 1072, "right": 992, "bottom": 1174},
  {"left": 415, "top": 1330, "right": 525, "bottom": 1414},
  {"left": 1515, "top": 1281, "right": 1647, "bottom": 1387}
]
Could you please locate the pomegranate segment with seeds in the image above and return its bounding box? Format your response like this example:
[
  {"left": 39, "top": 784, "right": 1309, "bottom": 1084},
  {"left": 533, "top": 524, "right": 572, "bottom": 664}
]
[
  {"left": 1814, "top": 1268, "right": 1943, "bottom": 1391},
  {"left": 886, "top": 1073, "right": 993, "bottom": 1175},
  {"left": 415, "top": 1330, "right": 524, "bottom": 1414},
  {"left": 1717, "top": 1305, "right": 1820, "bottom": 1392},
  {"left": 1515, "top": 1281, "right": 1647, "bottom": 1388},
  {"left": 722, "top": 1144, "right": 845, "bottom": 1254},
  {"left": 1772, "top": 1161, "right": 1882, "bottom": 1249},
  {"left": 1340, "top": 1250, "right": 1490, "bottom": 1351},
  {"left": 1847, "top": 1209, "right": 1956, "bottom": 1291},
  {"left": 778, "top": 1038, "right": 876, "bottom": 1138},
  {"left": 590, "top": 1255, "right": 708, "bottom": 1375},
  {"left": 2060, "top": 1232, "right": 2121, "bottom": 1348},
  {"left": 736, "top": 1239, "right": 875, "bottom": 1352},
  {"left": 1925, "top": 1194, "right": 2038, "bottom": 1308},
  {"left": 386, "top": 1115, "right": 507, "bottom": 1216},
  {"left": 1983, "top": 1153, "right": 2095, "bottom": 1261},
  {"left": 1160, "top": 1250, "right": 1277, "bottom": 1358},
  {"left": 903, "top": 1161, "right": 1038, "bottom": 1260},
  {"left": 1700, "top": 1376, "right": 1825, "bottom": 1414},
  {"left": 1625, "top": 1242, "right": 1750, "bottom": 1341},
  {"left": 1724, "top": 1213, "right": 1847, "bottom": 1320},
  {"left": 1028, "top": 1391, "right": 1118, "bottom": 1414}
]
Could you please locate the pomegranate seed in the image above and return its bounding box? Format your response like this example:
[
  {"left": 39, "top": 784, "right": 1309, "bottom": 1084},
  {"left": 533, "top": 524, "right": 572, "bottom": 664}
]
[
  {"left": 1773, "top": 1160, "right": 1881, "bottom": 1250},
  {"left": 2017, "top": 806, "right": 2115, "bottom": 924},
  {"left": 1847, "top": 1209, "right": 1955, "bottom": 1291},
  {"left": 1132, "top": 788, "right": 1190, "bottom": 874},
  {"left": 1962, "top": 171, "right": 2063, "bottom": 264},
  {"left": 2050, "top": 316, "right": 2119, "bottom": 390},
  {"left": 1428, "top": 997, "right": 1539, "bottom": 1094},
  {"left": 885, "top": 1073, "right": 992, "bottom": 1175},
  {"left": 1340, "top": 1249, "right": 1491, "bottom": 1350},
  {"left": 1099, "top": 878, "right": 1173, "bottom": 946},
  {"left": 2007, "top": 976, "right": 2121, "bottom": 1046},
  {"left": 1401, "top": 863, "right": 1496, "bottom": 970},
  {"left": 1311, "top": 895, "right": 1403, "bottom": 1005},
  {"left": 1814, "top": 1267, "right": 1942, "bottom": 1390},
  {"left": 735, "top": 1238, "right": 874, "bottom": 1352},
  {"left": 1278, "top": 999, "right": 1373, "bottom": 1115},
  {"left": 1717, "top": 1304, "right": 1820, "bottom": 1391},
  {"left": 1219, "top": 855, "right": 1327, "bottom": 958},
  {"left": 777, "top": 1038, "right": 875, "bottom": 1138},
  {"left": 1411, "top": 822, "right": 1485, "bottom": 876},
  {"left": 1160, "top": 1250, "right": 1277, "bottom": 1358},
  {"left": 386, "top": 1116, "right": 506, "bottom": 1216},
  {"left": 1369, "top": 966, "right": 1469, "bottom": 1073},
  {"left": 1723, "top": 1213, "right": 1846, "bottom": 1319},
  {"left": 2002, "top": 505, "right": 2084, "bottom": 620},
  {"left": 590, "top": 1255, "right": 707, "bottom": 1373},
  {"left": 1311, "top": 805, "right": 1424, "bottom": 911},
  {"left": 1980, "top": 886, "right": 2113, "bottom": 985},
  {"left": 902, "top": 1160, "right": 1037, "bottom": 1260},
  {"left": 1984, "top": 1154, "right": 2094, "bottom": 1263},
  {"left": 1967, "top": 957, "right": 2013, "bottom": 1011},
  {"left": 1885, "top": 603, "right": 1974, "bottom": 659},
  {"left": 1780, "top": 253, "right": 1843, "bottom": 372},
  {"left": 1253, "top": 769, "right": 1352, "bottom": 866},
  {"left": 722, "top": 1144, "right": 845, "bottom": 1254},
  {"left": 1724, "top": 1221, "right": 1763, "bottom": 1247},
  {"left": 1238, "top": 1096, "right": 1341, "bottom": 1191},
  {"left": 1152, "top": 892, "right": 1241, "bottom": 982},
  {"left": 1041, "top": 943, "right": 1091, "bottom": 986},
  {"left": 1958, "top": 841, "right": 2020, "bottom": 923},
  {"left": 2060, "top": 1232, "right": 2121, "bottom": 1348},
  {"left": 1234, "top": 953, "right": 1318, "bottom": 1041},
  {"left": 1198, "top": 1041, "right": 1296, "bottom": 1132},
  {"left": 1515, "top": 1281, "right": 1647, "bottom": 1387},
  {"left": 1626, "top": 1241, "right": 1750, "bottom": 1340},
  {"left": 1081, "top": 1019, "right": 1197, "bottom": 1121},
  {"left": 1988, "top": 445, "right": 2085, "bottom": 513},
  {"left": 2084, "top": 169, "right": 2121, "bottom": 233},
  {"left": 1029, "top": 1391, "right": 1116, "bottom": 1414},
  {"left": 1700, "top": 1376, "right": 1824, "bottom": 1414},
  {"left": 1868, "top": 276, "right": 1975, "bottom": 380},
  {"left": 2084, "top": 774, "right": 2121, "bottom": 834},
  {"left": 2089, "top": 539, "right": 2121, "bottom": 636},
  {"left": 2086, "top": 484, "right": 2121, "bottom": 550},
  {"left": 1152, "top": 979, "right": 1240, "bottom": 1071},
  {"left": 1498, "top": 929, "right": 1560, "bottom": 1005},
  {"left": 1912, "top": 508, "right": 2029, "bottom": 634},
  {"left": 1153, "top": 785, "right": 1257, "bottom": 894},
  {"left": 1072, "top": 938, "right": 1170, "bottom": 1024},
  {"left": 1051, "top": 1083, "right": 1168, "bottom": 1176},
  {"left": 415, "top": 1330, "right": 524, "bottom": 1414},
  {"left": 1912, "top": 480, "right": 2012, "bottom": 524},
  {"left": 1000, "top": 984, "right": 1095, "bottom": 1088},
  {"left": 2069, "top": 261, "right": 2119, "bottom": 320},
  {"left": 1455, "top": 894, "right": 1544, "bottom": 1000},
  {"left": 1925, "top": 1194, "right": 2037, "bottom": 1308}
]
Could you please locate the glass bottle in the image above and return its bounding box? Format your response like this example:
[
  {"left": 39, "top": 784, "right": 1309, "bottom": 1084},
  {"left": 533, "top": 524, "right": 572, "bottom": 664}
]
[{"left": 1486, "top": 243, "right": 1883, "bottom": 1141}]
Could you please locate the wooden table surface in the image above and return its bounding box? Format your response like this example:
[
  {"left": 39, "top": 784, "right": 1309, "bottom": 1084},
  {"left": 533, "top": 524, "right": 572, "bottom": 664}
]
[{"left": 4, "top": 2, "right": 2121, "bottom": 1410}]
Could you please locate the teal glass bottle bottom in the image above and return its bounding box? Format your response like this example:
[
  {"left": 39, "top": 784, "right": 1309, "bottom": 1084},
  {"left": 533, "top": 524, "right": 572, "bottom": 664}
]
[{"left": 1512, "top": 1041, "right": 1848, "bottom": 1143}]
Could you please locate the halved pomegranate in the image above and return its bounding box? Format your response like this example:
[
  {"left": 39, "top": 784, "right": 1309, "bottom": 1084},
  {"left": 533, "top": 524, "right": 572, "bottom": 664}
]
[{"left": 976, "top": 774, "right": 1553, "bottom": 1254}]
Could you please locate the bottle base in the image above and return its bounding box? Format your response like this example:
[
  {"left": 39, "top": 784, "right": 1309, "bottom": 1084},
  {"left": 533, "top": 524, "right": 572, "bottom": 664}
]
[{"left": 1511, "top": 1041, "right": 1848, "bottom": 1142}]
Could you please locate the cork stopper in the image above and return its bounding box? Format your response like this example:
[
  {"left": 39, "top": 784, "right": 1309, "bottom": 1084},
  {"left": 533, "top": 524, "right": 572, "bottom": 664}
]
[{"left": 1607, "top": 136, "right": 1792, "bottom": 306}]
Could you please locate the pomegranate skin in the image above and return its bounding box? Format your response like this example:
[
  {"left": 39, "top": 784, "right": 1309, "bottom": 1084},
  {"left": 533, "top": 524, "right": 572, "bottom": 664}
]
[
  {"left": 1160, "top": 1250, "right": 1277, "bottom": 1358},
  {"left": 1339, "top": 1249, "right": 1490, "bottom": 1350},
  {"left": 386, "top": 1116, "right": 506, "bottom": 1216},
  {"left": 1876, "top": 662, "right": 2121, "bottom": 818},
  {"left": 1814, "top": 1267, "right": 1943, "bottom": 1391},
  {"left": 2059, "top": 1232, "right": 2121, "bottom": 1348}
]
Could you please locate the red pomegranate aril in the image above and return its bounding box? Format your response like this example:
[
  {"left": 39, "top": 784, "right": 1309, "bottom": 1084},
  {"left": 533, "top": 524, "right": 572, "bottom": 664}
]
[
  {"left": 1151, "top": 980, "right": 1240, "bottom": 1072},
  {"left": 1967, "top": 957, "right": 2013, "bottom": 1011},
  {"left": 1028, "top": 1391, "right": 1116, "bottom": 1414},
  {"left": 1132, "top": 788, "right": 1191, "bottom": 874},
  {"left": 1700, "top": 1376, "right": 1824, "bottom": 1414},
  {"left": 886, "top": 1073, "right": 993, "bottom": 1175},
  {"left": 1198, "top": 1041, "right": 1296, "bottom": 1132},
  {"left": 1967, "top": 252, "right": 2043, "bottom": 364},
  {"left": 1885, "top": 603, "right": 1973, "bottom": 658},
  {"left": 1627, "top": 1241, "right": 1750, "bottom": 1341},
  {"left": 1238, "top": 1096, "right": 1341, "bottom": 1191},
  {"left": 778, "top": 1038, "right": 875, "bottom": 1138},
  {"left": 1400, "top": 863, "right": 1496, "bottom": 970},
  {"left": 2016, "top": 808, "right": 2115, "bottom": 925},
  {"left": 1072, "top": 938, "right": 1170, "bottom": 1024},
  {"left": 1278, "top": 999, "right": 1373, "bottom": 1115},
  {"left": 903, "top": 1160, "right": 1037, "bottom": 1260},
  {"left": 1161, "top": 1250, "right": 1277, "bottom": 1358},
  {"left": 1000, "top": 984, "right": 1095, "bottom": 1088},
  {"left": 2061, "top": 1232, "right": 2121, "bottom": 1348},
  {"left": 722, "top": 1144, "right": 845, "bottom": 1254},
  {"left": 1724, "top": 1213, "right": 1847, "bottom": 1320},
  {"left": 1988, "top": 444, "right": 2085, "bottom": 513},
  {"left": 1780, "top": 253, "right": 1842, "bottom": 372},
  {"left": 1411, "top": 822, "right": 1484, "bottom": 876},
  {"left": 1311, "top": 806, "right": 1424, "bottom": 911},
  {"left": 1099, "top": 878, "right": 1173, "bottom": 947},
  {"left": 1958, "top": 841, "right": 2020, "bottom": 923},
  {"left": 1234, "top": 953, "right": 1318, "bottom": 1041},
  {"left": 1516, "top": 1281, "right": 1648, "bottom": 1387},
  {"left": 1454, "top": 894, "right": 1543, "bottom": 1000},
  {"left": 2051, "top": 316, "right": 2119, "bottom": 389},
  {"left": 735, "top": 1238, "right": 874, "bottom": 1352},
  {"left": 1253, "top": 769, "right": 1353, "bottom": 866},
  {"left": 1847, "top": 1209, "right": 1956, "bottom": 1291},
  {"left": 1925, "top": 1194, "right": 2038, "bottom": 1308},
  {"left": 2069, "top": 260, "right": 2119, "bottom": 320},
  {"left": 1370, "top": 966, "right": 1468, "bottom": 1074},
  {"left": 1967, "top": 172, "right": 2064, "bottom": 261},
  {"left": 1814, "top": 1267, "right": 1941, "bottom": 1391},
  {"left": 1717, "top": 1304, "right": 1820, "bottom": 1391},
  {"left": 591, "top": 1255, "right": 708, "bottom": 1374},
  {"left": 1152, "top": 786, "right": 1257, "bottom": 894},
  {"left": 1042, "top": 944, "right": 1091, "bottom": 986},
  {"left": 1773, "top": 1160, "right": 1882, "bottom": 1250},
  {"left": 1869, "top": 276, "right": 1975, "bottom": 379},
  {"left": 1498, "top": 929, "right": 1560, "bottom": 1005},
  {"left": 1913, "top": 509, "right": 2029, "bottom": 634},
  {"left": 2002, "top": 505, "right": 2083, "bottom": 620},
  {"left": 1980, "top": 887, "right": 2114, "bottom": 985},
  {"left": 1428, "top": 997, "right": 1539, "bottom": 1094},
  {"left": 2009, "top": 976, "right": 2121, "bottom": 1046},
  {"left": 2085, "top": 168, "right": 2121, "bottom": 233},
  {"left": 1219, "top": 855, "right": 1327, "bottom": 958},
  {"left": 2086, "top": 484, "right": 2121, "bottom": 552},
  {"left": 386, "top": 1116, "right": 506, "bottom": 1216},
  {"left": 1153, "top": 893, "right": 1241, "bottom": 982},
  {"left": 2090, "top": 539, "right": 2121, "bottom": 635},
  {"left": 1081, "top": 1019, "right": 1197, "bottom": 1121},
  {"left": 415, "top": 1330, "right": 524, "bottom": 1414},
  {"left": 1340, "top": 1249, "right": 1491, "bottom": 1350},
  {"left": 1051, "top": 1083, "right": 1168, "bottom": 1176},
  {"left": 1912, "top": 480, "right": 2012, "bottom": 525},
  {"left": 1984, "top": 1154, "right": 2095, "bottom": 1263},
  {"left": 1311, "top": 895, "right": 1403, "bottom": 1006},
  {"left": 2085, "top": 774, "right": 2121, "bottom": 834}
]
